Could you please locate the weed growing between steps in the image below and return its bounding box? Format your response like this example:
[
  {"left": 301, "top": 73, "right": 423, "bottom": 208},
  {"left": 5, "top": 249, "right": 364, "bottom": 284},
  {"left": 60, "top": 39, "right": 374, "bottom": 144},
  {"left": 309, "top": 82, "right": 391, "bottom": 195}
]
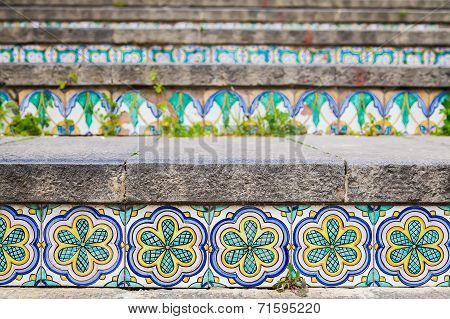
[
  {"left": 273, "top": 264, "right": 307, "bottom": 297},
  {"left": 0, "top": 100, "right": 47, "bottom": 136},
  {"left": 434, "top": 97, "right": 450, "bottom": 136},
  {"left": 56, "top": 72, "right": 79, "bottom": 90}
]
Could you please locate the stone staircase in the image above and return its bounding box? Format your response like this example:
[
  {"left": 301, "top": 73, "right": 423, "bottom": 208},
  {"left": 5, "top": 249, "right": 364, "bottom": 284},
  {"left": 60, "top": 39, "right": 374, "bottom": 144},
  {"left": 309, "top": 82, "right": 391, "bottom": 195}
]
[{"left": 0, "top": 1, "right": 449, "bottom": 290}]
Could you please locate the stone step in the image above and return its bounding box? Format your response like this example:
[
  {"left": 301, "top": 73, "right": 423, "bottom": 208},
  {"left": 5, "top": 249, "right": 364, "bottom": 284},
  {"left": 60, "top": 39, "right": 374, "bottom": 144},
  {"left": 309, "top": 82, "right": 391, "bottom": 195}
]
[
  {"left": 1, "top": 6, "right": 448, "bottom": 23},
  {"left": 2, "top": 0, "right": 449, "bottom": 9},
  {"left": 0, "top": 137, "right": 449, "bottom": 289},
  {"left": 1, "top": 64, "right": 447, "bottom": 88},
  {"left": 0, "top": 136, "right": 448, "bottom": 204},
  {"left": 2, "top": 25, "right": 449, "bottom": 46}
]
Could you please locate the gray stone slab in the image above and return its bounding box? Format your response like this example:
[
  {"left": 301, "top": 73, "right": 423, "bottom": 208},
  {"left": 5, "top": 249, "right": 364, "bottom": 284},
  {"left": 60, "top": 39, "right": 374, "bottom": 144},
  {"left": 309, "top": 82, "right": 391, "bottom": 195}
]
[
  {"left": 2, "top": 64, "right": 448, "bottom": 88},
  {"left": 0, "top": 137, "right": 140, "bottom": 203},
  {"left": 0, "top": 136, "right": 448, "bottom": 204},
  {"left": 0, "top": 287, "right": 448, "bottom": 299},
  {"left": 3, "top": 0, "right": 449, "bottom": 9},
  {"left": 335, "top": 66, "right": 450, "bottom": 88},
  {"left": 2, "top": 28, "right": 449, "bottom": 46},
  {"left": 1, "top": 7, "right": 448, "bottom": 23},
  {"left": 293, "top": 136, "right": 450, "bottom": 203},
  {"left": 125, "top": 137, "right": 345, "bottom": 203}
]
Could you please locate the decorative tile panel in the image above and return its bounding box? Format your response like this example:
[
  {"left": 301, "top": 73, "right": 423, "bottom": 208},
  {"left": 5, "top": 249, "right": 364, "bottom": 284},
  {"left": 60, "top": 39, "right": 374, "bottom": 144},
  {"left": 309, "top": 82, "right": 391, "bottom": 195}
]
[
  {"left": 125, "top": 206, "right": 208, "bottom": 288},
  {"left": 374, "top": 206, "right": 450, "bottom": 287},
  {"left": 41, "top": 206, "right": 124, "bottom": 287},
  {"left": 0, "top": 45, "right": 448, "bottom": 66},
  {"left": 1, "top": 88, "right": 447, "bottom": 136},
  {"left": 1, "top": 22, "right": 445, "bottom": 31},
  {"left": 0, "top": 205, "right": 40, "bottom": 286},
  {"left": 209, "top": 206, "right": 290, "bottom": 288},
  {"left": 292, "top": 206, "right": 373, "bottom": 287},
  {"left": 0, "top": 204, "right": 448, "bottom": 288}
]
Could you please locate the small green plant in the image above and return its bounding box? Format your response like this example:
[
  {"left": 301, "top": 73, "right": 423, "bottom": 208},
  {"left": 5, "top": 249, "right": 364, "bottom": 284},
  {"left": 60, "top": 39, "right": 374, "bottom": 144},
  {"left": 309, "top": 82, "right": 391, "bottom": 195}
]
[
  {"left": 98, "top": 94, "right": 121, "bottom": 136},
  {"left": 362, "top": 113, "right": 378, "bottom": 136},
  {"left": 399, "top": 10, "right": 409, "bottom": 18},
  {"left": 3, "top": 101, "right": 46, "bottom": 136},
  {"left": 57, "top": 72, "right": 79, "bottom": 90},
  {"left": 437, "top": 98, "right": 450, "bottom": 136},
  {"left": 273, "top": 263, "right": 307, "bottom": 296},
  {"left": 234, "top": 109, "right": 306, "bottom": 137},
  {"left": 147, "top": 69, "right": 306, "bottom": 138},
  {"left": 112, "top": 0, "right": 127, "bottom": 7},
  {"left": 150, "top": 69, "right": 164, "bottom": 94}
]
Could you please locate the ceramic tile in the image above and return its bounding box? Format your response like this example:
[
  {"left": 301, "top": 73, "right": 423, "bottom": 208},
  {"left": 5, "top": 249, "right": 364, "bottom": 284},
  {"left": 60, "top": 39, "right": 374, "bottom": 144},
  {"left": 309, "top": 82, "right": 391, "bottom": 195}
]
[
  {"left": 1, "top": 204, "right": 448, "bottom": 288},
  {"left": 384, "top": 90, "right": 429, "bottom": 135},
  {"left": 374, "top": 206, "right": 450, "bottom": 287},
  {"left": 209, "top": 206, "right": 290, "bottom": 288},
  {"left": 0, "top": 205, "right": 41, "bottom": 286},
  {"left": 1, "top": 21, "right": 445, "bottom": 32},
  {"left": 125, "top": 205, "right": 209, "bottom": 288},
  {"left": 41, "top": 205, "right": 124, "bottom": 287},
  {"left": 1, "top": 45, "right": 445, "bottom": 66},
  {"left": 65, "top": 89, "right": 110, "bottom": 135},
  {"left": 292, "top": 206, "right": 374, "bottom": 287},
  {"left": 17, "top": 89, "right": 66, "bottom": 136},
  {"left": 2, "top": 88, "right": 447, "bottom": 136}
]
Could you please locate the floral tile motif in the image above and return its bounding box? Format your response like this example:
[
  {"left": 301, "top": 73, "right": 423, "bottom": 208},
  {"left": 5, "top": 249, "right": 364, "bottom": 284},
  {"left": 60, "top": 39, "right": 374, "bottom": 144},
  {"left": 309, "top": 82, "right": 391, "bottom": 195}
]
[
  {"left": 1, "top": 88, "right": 447, "bottom": 136},
  {"left": 0, "top": 204, "right": 448, "bottom": 288},
  {"left": 84, "top": 45, "right": 116, "bottom": 63},
  {"left": 292, "top": 206, "right": 373, "bottom": 287},
  {"left": 19, "top": 45, "right": 53, "bottom": 63},
  {"left": 0, "top": 205, "right": 40, "bottom": 287},
  {"left": 0, "top": 45, "right": 448, "bottom": 66},
  {"left": 209, "top": 207, "right": 290, "bottom": 287},
  {"left": 42, "top": 206, "right": 124, "bottom": 287},
  {"left": 374, "top": 206, "right": 450, "bottom": 287},
  {"left": 126, "top": 206, "right": 208, "bottom": 288},
  {"left": 117, "top": 46, "right": 147, "bottom": 64},
  {"left": 54, "top": 45, "right": 83, "bottom": 63},
  {"left": 0, "top": 46, "right": 19, "bottom": 63}
]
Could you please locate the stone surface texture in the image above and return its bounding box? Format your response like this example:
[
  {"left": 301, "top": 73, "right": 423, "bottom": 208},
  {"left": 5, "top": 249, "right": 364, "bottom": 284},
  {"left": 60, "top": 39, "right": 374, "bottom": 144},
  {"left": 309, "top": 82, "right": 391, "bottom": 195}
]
[
  {"left": 0, "top": 136, "right": 448, "bottom": 204},
  {"left": 1, "top": 7, "right": 448, "bottom": 23},
  {"left": 0, "top": 287, "right": 448, "bottom": 299},
  {"left": 1, "top": 64, "right": 448, "bottom": 88},
  {"left": 2, "top": 28, "right": 448, "bottom": 46}
]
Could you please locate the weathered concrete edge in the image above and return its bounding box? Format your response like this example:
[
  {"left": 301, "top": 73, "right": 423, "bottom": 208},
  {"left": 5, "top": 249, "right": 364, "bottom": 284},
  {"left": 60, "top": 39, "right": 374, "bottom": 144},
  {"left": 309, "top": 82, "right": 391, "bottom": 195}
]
[
  {"left": 2, "top": 28, "right": 449, "bottom": 46},
  {"left": 1, "top": 7, "right": 449, "bottom": 23},
  {"left": 3, "top": 0, "right": 449, "bottom": 9},
  {"left": 1, "top": 64, "right": 449, "bottom": 88}
]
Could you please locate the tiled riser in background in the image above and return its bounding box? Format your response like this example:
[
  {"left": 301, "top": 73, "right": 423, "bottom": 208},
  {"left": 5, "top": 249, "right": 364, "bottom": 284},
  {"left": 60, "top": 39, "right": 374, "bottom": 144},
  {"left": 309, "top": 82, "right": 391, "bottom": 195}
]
[
  {"left": 1, "top": 22, "right": 445, "bottom": 31},
  {"left": 0, "top": 89, "right": 448, "bottom": 136},
  {"left": 0, "top": 45, "right": 448, "bottom": 66},
  {"left": 0, "top": 204, "right": 449, "bottom": 288}
]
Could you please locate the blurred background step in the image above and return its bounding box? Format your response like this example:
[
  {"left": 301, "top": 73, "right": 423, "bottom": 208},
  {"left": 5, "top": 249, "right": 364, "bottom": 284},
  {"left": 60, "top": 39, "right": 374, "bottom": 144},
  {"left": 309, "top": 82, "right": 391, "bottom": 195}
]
[
  {"left": 2, "top": 24, "right": 449, "bottom": 46},
  {"left": 2, "top": 0, "right": 449, "bottom": 9},
  {"left": 1, "top": 64, "right": 448, "bottom": 87},
  {"left": 1, "top": 6, "right": 449, "bottom": 23}
]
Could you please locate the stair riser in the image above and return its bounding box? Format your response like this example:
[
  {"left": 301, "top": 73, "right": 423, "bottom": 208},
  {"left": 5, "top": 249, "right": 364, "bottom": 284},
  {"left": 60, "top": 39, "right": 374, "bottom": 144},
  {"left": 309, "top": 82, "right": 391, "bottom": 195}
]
[
  {"left": 1, "top": 45, "right": 448, "bottom": 65},
  {"left": 0, "top": 204, "right": 448, "bottom": 288},
  {"left": 0, "top": 88, "right": 448, "bottom": 136}
]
